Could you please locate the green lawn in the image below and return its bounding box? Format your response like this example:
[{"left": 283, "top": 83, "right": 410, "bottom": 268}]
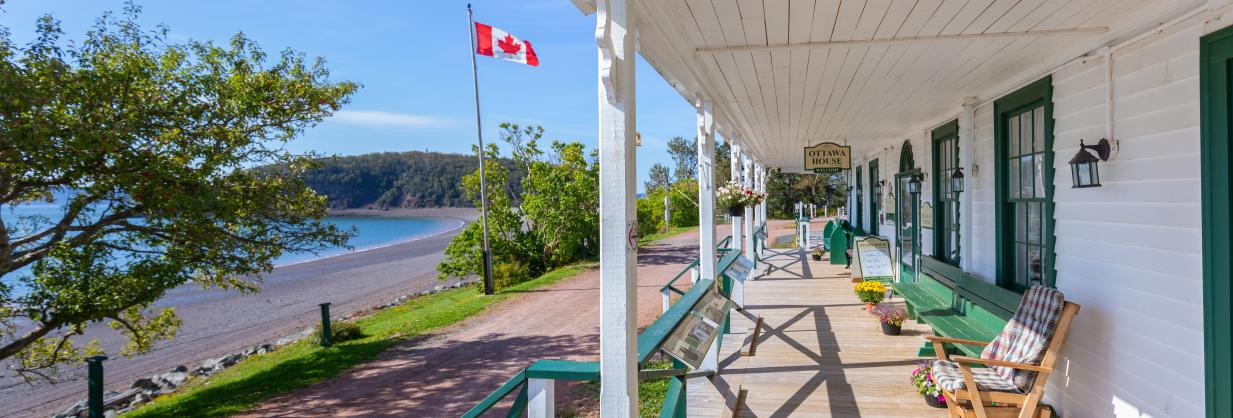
[{"left": 125, "top": 263, "right": 594, "bottom": 418}]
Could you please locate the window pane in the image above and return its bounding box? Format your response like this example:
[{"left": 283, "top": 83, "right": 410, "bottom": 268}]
[
  {"left": 1034, "top": 107, "right": 1045, "bottom": 153},
  {"left": 1028, "top": 245, "right": 1042, "bottom": 286},
  {"left": 1016, "top": 243, "right": 1027, "bottom": 286},
  {"left": 1020, "top": 110, "right": 1034, "bottom": 154},
  {"left": 1009, "top": 115, "right": 1020, "bottom": 157},
  {"left": 1016, "top": 203, "right": 1026, "bottom": 242},
  {"left": 1027, "top": 202, "right": 1040, "bottom": 243},
  {"left": 1034, "top": 152, "right": 1045, "bottom": 198},
  {"left": 1010, "top": 157, "right": 1020, "bottom": 199},
  {"left": 1021, "top": 155, "right": 1034, "bottom": 198}
]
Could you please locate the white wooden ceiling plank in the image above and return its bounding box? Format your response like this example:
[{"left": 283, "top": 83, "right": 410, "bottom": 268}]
[
  {"left": 736, "top": 51, "right": 776, "bottom": 145},
  {"left": 766, "top": 0, "right": 791, "bottom": 44},
  {"left": 787, "top": 48, "right": 811, "bottom": 149},
  {"left": 895, "top": 0, "right": 946, "bottom": 37},
  {"left": 917, "top": 0, "right": 972, "bottom": 36},
  {"left": 831, "top": 0, "right": 868, "bottom": 42},
  {"left": 822, "top": 44, "right": 892, "bottom": 141},
  {"left": 738, "top": 0, "right": 769, "bottom": 46},
  {"left": 664, "top": 0, "right": 711, "bottom": 48},
  {"left": 942, "top": 0, "right": 1001, "bottom": 35},
  {"left": 753, "top": 49, "right": 784, "bottom": 144},
  {"left": 719, "top": 52, "right": 774, "bottom": 147},
  {"left": 874, "top": 0, "right": 921, "bottom": 39},
  {"left": 712, "top": 0, "right": 750, "bottom": 47},
  {"left": 982, "top": 0, "right": 1050, "bottom": 34},
  {"left": 809, "top": 0, "right": 841, "bottom": 42},
  {"left": 853, "top": 0, "right": 894, "bottom": 40},
  {"left": 772, "top": 48, "right": 793, "bottom": 150},
  {"left": 790, "top": 0, "right": 818, "bottom": 43},
  {"left": 954, "top": 0, "right": 1022, "bottom": 35},
  {"left": 804, "top": 46, "right": 851, "bottom": 145},
  {"left": 817, "top": 46, "right": 871, "bottom": 140},
  {"left": 1028, "top": 0, "right": 1109, "bottom": 31},
  {"left": 684, "top": 0, "right": 727, "bottom": 48},
  {"left": 796, "top": 48, "right": 829, "bottom": 144},
  {"left": 805, "top": 43, "right": 908, "bottom": 142}
]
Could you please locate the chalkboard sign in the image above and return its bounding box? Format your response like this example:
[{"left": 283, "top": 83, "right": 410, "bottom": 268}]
[{"left": 853, "top": 236, "right": 896, "bottom": 282}]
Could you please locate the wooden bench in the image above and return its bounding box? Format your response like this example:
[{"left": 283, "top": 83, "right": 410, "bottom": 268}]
[{"left": 894, "top": 257, "right": 1020, "bottom": 357}]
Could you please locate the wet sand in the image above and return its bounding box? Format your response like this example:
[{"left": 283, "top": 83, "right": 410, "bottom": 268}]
[{"left": 0, "top": 208, "right": 477, "bottom": 417}]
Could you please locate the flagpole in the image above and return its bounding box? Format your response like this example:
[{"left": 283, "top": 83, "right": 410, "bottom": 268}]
[{"left": 468, "top": 3, "right": 495, "bottom": 296}]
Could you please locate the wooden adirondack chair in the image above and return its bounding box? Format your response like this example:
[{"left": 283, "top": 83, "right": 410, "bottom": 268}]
[{"left": 926, "top": 286, "right": 1081, "bottom": 418}]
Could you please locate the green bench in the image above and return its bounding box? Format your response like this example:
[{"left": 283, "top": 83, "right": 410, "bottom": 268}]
[{"left": 894, "top": 257, "right": 1020, "bottom": 358}]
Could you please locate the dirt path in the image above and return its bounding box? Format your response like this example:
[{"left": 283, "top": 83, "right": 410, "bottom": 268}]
[{"left": 240, "top": 224, "right": 788, "bottom": 418}]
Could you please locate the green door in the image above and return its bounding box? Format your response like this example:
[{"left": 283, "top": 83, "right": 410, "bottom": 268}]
[
  {"left": 1200, "top": 25, "right": 1233, "bottom": 418},
  {"left": 895, "top": 171, "right": 920, "bottom": 281},
  {"left": 869, "top": 159, "right": 880, "bottom": 236}
]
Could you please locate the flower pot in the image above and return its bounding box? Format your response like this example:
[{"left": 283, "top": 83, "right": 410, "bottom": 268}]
[
  {"left": 811, "top": 254, "right": 822, "bottom": 261},
  {"left": 923, "top": 395, "right": 946, "bottom": 408},
  {"left": 727, "top": 206, "right": 745, "bottom": 217},
  {"left": 881, "top": 322, "right": 902, "bottom": 335},
  {"left": 864, "top": 302, "right": 874, "bottom": 311}
]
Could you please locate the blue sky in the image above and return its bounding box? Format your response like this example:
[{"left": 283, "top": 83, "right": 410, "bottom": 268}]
[{"left": 1, "top": 0, "right": 697, "bottom": 192}]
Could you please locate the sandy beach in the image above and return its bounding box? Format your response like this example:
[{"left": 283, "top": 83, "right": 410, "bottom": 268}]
[{"left": 0, "top": 208, "right": 477, "bottom": 417}]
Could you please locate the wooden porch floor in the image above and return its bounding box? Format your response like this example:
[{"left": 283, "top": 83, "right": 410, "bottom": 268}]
[{"left": 686, "top": 244, "right": 949, "bottom": 418}]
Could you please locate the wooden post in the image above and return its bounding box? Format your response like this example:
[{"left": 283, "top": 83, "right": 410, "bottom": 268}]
[
  {"left": 596, "top": 0, "right": 638, "bottom": 415},
  {"left": 696, "top": 100, "right": 716, "bottom": 283},
  {"left": 528, "top": 378, "right": 555, "bottom": 418},
  {"left": 730, "top": 140, "right": 743, "bottom": 253},
  {"left": 86, "top": 356, "right": 107, "bottom": 418},
  {"left": 959, "top": 96, "right": 977, "bottom": 272},
  {"left": 742, "top": 154, "right": 754, "bottom": 261}
]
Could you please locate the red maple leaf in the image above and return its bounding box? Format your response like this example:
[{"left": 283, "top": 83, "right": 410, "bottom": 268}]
[{"left": 497, "top": 34, "right": 522, "bottom": 55}]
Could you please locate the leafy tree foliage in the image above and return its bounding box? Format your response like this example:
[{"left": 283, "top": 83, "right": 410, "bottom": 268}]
[
  {"left": 765, "top": 171, "right": 848, "bottom": 218},
  {"left": 297, "top": 151, "right": 523, "bottom": 209},
  {"left": 665, "top": 136, "right": 697, "bottom": 181},
  {"left": 645, "top": 163, "right": 671, "bottom": 193},
  {"left": 0, "top": 6, "right": 355, "bottom": 379},
  {"left": 437, "top": 124, "right": 599, "bottom": 286}
]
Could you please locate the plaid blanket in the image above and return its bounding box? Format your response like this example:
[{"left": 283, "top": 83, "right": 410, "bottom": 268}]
[{"left": 979, "top": 285, "right": 1065, "bottom": 392}]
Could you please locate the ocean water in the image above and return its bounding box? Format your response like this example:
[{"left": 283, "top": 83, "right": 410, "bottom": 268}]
[{"left": 1, "top": 204, "right": 459, "bottom": 295}]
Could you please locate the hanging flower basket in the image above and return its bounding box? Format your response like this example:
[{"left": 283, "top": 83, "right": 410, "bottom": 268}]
[
  {"left": 717, "top": 181, "right": 765, "bottom": 214},
  {"left": 727, "top": 205, "right": 745, "bottom": 217}
]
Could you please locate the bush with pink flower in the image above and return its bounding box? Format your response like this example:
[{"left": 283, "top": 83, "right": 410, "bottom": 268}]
[{"left": 910, "top": 360, "right": 946, "bottom": 407}]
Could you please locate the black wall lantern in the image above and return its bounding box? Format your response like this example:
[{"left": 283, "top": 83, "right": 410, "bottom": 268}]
[
  {"left": 1069, "top": 138, "right": 1111, "bottom": 188},
  {"left": 907, "top": 174, "right": 922, "bottom": 195},
  {"left": 950, "top": 167, "right": 965, "bottom": 194}
]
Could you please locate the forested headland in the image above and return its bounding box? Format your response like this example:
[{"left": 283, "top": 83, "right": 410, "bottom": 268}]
[{"left": 300, "top": 151, "right": 524, "bottom": 209}]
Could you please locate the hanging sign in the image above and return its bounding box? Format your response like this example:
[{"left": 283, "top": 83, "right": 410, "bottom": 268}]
[
  {"left": 921, "top": 202, "right": 934, "bottom": 229},
  {"left": 803, "top": 142, "right": 851, "bottom": 173},
  {"left": 853, "top": 236, "right": 896, "bottom": 282},
  {"left": 661, "top": 286, "right": 735, "bottom": 369}
]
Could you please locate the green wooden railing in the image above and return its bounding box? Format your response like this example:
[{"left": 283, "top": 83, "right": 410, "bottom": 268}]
[{"left": 463, "top": 234, "right": 750, "bottom": 418}]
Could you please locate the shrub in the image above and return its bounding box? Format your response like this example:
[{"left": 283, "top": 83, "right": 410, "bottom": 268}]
[
  {"left": 315, "top": 321, "right": 363, "bottom": 345},
  {"left": 493, "top": 261, "right": 532, "bottom": 290}
]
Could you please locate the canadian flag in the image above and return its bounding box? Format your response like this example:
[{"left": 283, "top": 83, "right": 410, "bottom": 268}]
[{"left": 474, "top": 22, "right": 539, "bottom": 66}]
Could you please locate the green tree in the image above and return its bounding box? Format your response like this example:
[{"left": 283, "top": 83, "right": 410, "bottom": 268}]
[
  {"left": 665, "top": 136, "right": 697, "bottom": 181},
  {"left": 645, "top": 163, "right": 671, "bottom": 192},
  {"left": 0, "top": 6, "right": 356, "bottom": 379}
]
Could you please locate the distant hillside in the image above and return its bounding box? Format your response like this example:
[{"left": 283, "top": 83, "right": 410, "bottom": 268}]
[{"left": 300, "top": 151, "right": 523, "bottom": 209}]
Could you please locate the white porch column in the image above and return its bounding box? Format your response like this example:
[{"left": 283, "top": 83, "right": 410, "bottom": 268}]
[
  {"left": 528, "top": 378, "right": 555, "bottom": 418},
  {"left": 742, "top": 154, "right": 754, "bottom": 262},
  {"left": 696, "top": 100, "right": 716, "bottom": 283},
  {"left": 595, "top": 0, "right": 638, "bottom": 416},
  {"left": 730, "top": 139, "right": 743, "bottom": 252},
  {"left": 959, "top": 97, "right": 977, "bottom": 272}
]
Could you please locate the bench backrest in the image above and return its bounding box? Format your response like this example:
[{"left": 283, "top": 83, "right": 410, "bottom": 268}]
[{"left": 920, "top": 257, "right": 1020, "bottom": 321}]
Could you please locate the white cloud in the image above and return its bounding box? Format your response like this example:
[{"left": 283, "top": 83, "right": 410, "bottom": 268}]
[{"left": 330, "top": 110, "right": 453, "bottom": 129}]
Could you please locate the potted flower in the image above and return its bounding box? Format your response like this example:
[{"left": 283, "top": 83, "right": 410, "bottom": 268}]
[
  {"left": 872, "top": 303, "right": 907, "bottom": 335},
  {"left": 811, "top": 247, "right": 824, "bottom": 261},
  {"left": 853, "top": 280, "right": 886, "bottom": 311},
  {"left": 910, "top": 361, "right": 947, "bottom": 408}
]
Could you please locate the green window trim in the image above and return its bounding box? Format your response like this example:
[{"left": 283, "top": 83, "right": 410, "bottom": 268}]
[
  {"left": 869, "top": 159, "right": 880, "bottom": 236},
  {"left": 994, "top": 76, "right": 1055, "bottom": 292},
  {"left": 854, "top": 165, "right": 864, "bottom": 229},
  {"left": 1200, "top": 25, "right": 1233, "bottom": 418},
  {"left": 932, "top": 120, "right": 961, "bottom": 266}
]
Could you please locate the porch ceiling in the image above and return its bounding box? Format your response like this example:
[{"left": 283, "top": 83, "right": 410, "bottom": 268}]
[{"left": 579, "top": 0, "right": 1201, "bottom": 168}]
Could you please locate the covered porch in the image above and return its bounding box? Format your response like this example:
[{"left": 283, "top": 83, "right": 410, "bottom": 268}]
[{"left": 686, "top": 221, "right": 945, "bottom": 417}]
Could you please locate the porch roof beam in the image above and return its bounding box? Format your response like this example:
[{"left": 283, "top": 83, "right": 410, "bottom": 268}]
[{"left": 695, "top": 27, "right": 1110, "bottom": 55}]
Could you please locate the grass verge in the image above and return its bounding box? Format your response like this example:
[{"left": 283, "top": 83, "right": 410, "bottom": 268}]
[{"left": 125, "top": 263, "right": 595, "bottom": 418}]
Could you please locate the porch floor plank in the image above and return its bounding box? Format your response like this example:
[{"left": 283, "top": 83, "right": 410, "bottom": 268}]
[{"left": 686, "top": 240, "right": 947, "bottom": 418}]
